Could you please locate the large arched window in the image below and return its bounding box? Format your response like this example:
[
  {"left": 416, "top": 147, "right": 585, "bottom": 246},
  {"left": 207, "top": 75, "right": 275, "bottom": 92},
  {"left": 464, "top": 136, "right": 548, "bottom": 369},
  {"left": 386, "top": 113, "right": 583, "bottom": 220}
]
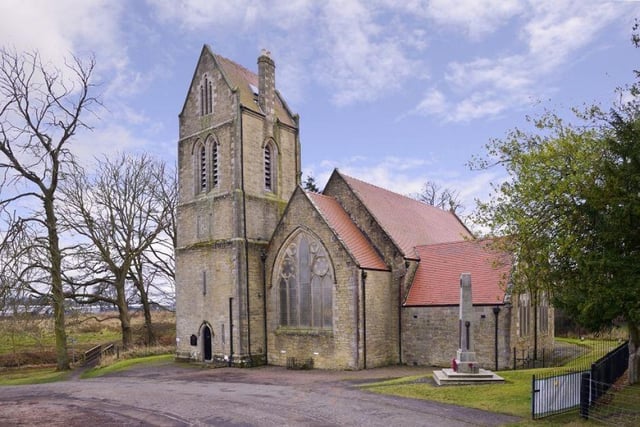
[{"left": 277, "top": 231, "right": 333, "bottom": 329}]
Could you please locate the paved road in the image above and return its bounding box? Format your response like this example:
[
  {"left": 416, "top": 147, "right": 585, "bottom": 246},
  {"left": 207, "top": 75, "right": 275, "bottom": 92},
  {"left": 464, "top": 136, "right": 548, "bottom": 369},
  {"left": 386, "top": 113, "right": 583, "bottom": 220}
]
[{"left": 0, "top": 363, "right": 521, "bottom": 426}]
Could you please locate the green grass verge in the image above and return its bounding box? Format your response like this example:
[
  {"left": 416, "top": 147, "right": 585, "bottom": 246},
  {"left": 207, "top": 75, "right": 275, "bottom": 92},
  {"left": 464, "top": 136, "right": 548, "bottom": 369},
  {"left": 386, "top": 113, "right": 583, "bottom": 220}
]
[
  {"left": 361, "top": 338, "right": 620, "bottom": 425},
  {"left": 0, "top": 367, "right": 71, "bottom": 385},
  {"left": 80, "top": 354, "right": 174, "bottom": 379}
]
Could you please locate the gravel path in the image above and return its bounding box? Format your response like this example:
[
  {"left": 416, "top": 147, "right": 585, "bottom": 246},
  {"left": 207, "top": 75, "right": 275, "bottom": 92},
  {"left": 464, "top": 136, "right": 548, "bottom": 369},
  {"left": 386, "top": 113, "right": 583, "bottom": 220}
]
[{"left": 0, "top": 363, "right": 522, "bottom": 426}]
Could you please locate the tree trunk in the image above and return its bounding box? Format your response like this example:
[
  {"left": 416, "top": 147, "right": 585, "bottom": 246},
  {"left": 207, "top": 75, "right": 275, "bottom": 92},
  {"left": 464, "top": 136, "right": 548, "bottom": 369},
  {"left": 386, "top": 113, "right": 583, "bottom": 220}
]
[
  {"left": 115, "top": 279, "right": 133, "bottom": 349},
  {"left": 118, "top": 304, "right": 133, "bottom": 350},
  {"left": 140, "top": 290, "right": 156, "bottom": 346},
  {"left": 629, "top": 321, "right": 639, "bottom": 385},
  {"left": 45, "top": 197, "right": 69, "bottom": 371}
]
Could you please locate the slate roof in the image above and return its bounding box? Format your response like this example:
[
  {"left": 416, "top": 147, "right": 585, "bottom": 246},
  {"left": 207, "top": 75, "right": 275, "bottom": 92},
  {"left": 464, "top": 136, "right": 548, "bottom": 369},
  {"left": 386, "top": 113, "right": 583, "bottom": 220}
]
[
  {"left": 338, "top": 172, "right": 473, "bottom": 260},
  {"left": 307, "top": 192, "right": 388, "bottom": 271},
  {"left": 212, "top": 50, "right": 297, "bottom": 128},
  {"left": 405, "top": 240, "right": 511, "bottom": 306}
]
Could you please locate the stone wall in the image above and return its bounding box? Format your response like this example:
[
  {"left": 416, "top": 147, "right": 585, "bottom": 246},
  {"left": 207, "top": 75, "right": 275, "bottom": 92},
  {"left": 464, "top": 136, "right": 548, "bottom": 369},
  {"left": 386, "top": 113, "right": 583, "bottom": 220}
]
[
  {"left": 266, "top": 189, "right": 396, "bottom": 369},
  {"left": 402, "top": 304, "right": 512, "bottom": 369},
  {"left": 363, "top": 269, "right": 399, "bottom": 368},
  {"left": 175, "top": 242, "right": 238, "bottom": 360}
]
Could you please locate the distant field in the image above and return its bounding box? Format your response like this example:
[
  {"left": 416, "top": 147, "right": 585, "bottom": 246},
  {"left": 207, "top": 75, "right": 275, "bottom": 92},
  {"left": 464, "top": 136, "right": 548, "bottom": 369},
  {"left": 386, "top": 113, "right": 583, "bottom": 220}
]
[{"left": 0, "top": 310, "right": 175, "bottom": 367}]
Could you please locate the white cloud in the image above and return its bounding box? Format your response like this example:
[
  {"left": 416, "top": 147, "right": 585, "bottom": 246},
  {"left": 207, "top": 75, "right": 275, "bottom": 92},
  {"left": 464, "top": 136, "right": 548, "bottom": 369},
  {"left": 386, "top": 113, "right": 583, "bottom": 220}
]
[
  {"left": 312, "top": 0, "right": 422, "bottom": 106},
  {"left": 523, "top": 0, "right": 624, "bottom": 71},
  {"left": 413, "top": 88, "right": 447, "bottom": 116},
  {"left": 425, "top": 0, "right": 524, "bottom": 39},
  {"left": 72, "top": 124, "right": 159, "bottom": 167},
  {"left": 411, "top": 0, "right": 637, "bottom": 122},
  {"left": 147, "top": 0, "right": 424, "bottom": 107},
  {"left": 0, "top": 0, "right": 125, "bottom": 68},
  {"left": 147, "top": 0, "right": 315, "bottom": 32}
]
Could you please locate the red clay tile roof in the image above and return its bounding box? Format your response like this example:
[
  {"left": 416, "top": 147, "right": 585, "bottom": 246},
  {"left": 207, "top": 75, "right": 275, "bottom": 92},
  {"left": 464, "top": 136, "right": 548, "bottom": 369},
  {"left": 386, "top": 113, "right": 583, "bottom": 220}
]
[
  {"left": 338, "top": 172, "right": 473, "bottom": 259},
  {"left": 213, "top": 52, "right": 297, "bottom": 128},
  {"left": 405, "top": 240, "right": 511, "bottom": 306},
  {"left": 308, "top": 192, "right": 388, "bottom": 271}
]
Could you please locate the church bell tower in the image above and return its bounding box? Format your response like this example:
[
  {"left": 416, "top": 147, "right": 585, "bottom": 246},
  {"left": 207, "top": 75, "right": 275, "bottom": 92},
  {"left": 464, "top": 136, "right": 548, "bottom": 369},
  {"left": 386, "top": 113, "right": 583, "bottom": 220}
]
[{"left": 175, "top": 46, "right": 300, "bottom": 366}]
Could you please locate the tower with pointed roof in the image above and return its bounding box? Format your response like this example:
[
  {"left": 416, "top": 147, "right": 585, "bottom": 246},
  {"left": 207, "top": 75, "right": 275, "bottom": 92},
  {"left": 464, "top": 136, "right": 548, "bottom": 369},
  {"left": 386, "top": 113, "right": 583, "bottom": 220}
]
[{"left": 175, "top": 46, "right": 300, "bottom": 365}]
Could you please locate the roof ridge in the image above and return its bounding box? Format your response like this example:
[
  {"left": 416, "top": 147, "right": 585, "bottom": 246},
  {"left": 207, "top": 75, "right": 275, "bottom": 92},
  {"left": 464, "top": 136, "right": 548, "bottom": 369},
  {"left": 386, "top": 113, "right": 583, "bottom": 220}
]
[
  {"left": 307, "top": 191, "right": 332, "bottom": 200},
  {"left": 339, "top": 171, "right": 452, "bottom": 213},
  {"left": 415, "top": 238, "right": 488, "bottom": 250}
]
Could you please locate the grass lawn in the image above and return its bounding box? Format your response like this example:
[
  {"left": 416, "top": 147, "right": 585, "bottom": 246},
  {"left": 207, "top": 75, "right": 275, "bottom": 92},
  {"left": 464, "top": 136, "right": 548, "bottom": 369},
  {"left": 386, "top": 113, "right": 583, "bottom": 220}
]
[
  {"left": 361, "top": 338, "right": 624, "bottom": 425},
  {"left": 0, "top": 366, "right": 71, "bottom": 386},
  {"left": 81, "top": 353, "right": 174, "bottom": 379}
]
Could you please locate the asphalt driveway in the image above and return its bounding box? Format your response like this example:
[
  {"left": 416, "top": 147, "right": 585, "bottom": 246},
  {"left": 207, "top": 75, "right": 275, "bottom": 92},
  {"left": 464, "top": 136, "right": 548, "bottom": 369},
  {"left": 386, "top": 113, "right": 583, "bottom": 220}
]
[{"left": 0, "top": 363, "right": 521, "bottom": 426}]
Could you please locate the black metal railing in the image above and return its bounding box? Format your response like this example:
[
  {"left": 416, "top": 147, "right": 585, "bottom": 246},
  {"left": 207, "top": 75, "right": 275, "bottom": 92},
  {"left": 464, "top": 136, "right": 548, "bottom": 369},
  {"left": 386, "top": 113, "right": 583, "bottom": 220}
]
[
  {"left": 532, "top": 340, "right": 629, "bottom": 420},
  {"left": 580, "top": 341, "right": 629, "bottom": 420}
]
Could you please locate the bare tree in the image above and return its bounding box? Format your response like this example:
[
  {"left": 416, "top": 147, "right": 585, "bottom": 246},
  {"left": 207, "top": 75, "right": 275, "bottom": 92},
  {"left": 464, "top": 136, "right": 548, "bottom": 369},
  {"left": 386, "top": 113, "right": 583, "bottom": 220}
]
[
  {"left": 0, "top": 49, "right": 98, "bottom": 370},
  {"left": 61, "top": 153, "right": 173, "bottom": 349},
  {"left": 412, "top": 180, "right": 464, "bottom": 214},
  {"left": 128, "top": 164, "right": 177, "bottom": 345}
]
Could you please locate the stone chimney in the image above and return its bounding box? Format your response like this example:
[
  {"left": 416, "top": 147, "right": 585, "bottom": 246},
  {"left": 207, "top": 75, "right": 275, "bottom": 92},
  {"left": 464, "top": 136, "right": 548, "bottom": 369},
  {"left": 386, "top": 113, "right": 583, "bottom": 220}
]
[{"left": 258, "top": 49, "right": 276, "bottom": 130}]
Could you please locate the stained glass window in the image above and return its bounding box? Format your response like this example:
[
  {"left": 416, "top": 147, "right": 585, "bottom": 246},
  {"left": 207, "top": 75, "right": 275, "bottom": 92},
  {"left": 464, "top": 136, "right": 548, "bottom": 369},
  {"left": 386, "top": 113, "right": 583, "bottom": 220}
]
[{"left": 277, "top": 232, "right": 333, "bottom": 329}]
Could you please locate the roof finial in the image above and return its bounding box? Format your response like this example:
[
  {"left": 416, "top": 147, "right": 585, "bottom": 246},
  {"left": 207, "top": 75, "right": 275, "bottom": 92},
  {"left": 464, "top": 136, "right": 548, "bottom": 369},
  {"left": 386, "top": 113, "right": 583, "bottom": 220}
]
[{"left": 260, "top": 48, "right": 271, "bottom": 58}]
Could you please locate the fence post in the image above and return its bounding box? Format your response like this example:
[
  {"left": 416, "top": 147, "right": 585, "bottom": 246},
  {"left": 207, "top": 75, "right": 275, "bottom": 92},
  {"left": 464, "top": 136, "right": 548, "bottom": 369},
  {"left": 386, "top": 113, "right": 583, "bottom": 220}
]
[
  {"left": 580, "top": 372, "right": 590, "bottom": 419},
  {"left": 513, "top": 347, "right": 516, "bottom": 370},
  {"left": 531, "top": 374, "right": 536, "bottom": 419}
]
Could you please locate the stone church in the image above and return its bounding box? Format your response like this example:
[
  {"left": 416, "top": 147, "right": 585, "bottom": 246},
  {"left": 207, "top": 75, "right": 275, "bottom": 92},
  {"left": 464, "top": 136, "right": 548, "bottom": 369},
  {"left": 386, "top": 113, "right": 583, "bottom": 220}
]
[{"left": 175, "top": 46, "right": 553, "bottom": 370}]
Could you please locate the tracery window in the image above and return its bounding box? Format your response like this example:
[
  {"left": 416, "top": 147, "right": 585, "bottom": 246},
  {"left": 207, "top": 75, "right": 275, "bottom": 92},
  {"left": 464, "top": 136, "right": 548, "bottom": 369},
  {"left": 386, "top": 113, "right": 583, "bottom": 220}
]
[{"left": 277, "top": 232, "right": 333, "bottom": 329}]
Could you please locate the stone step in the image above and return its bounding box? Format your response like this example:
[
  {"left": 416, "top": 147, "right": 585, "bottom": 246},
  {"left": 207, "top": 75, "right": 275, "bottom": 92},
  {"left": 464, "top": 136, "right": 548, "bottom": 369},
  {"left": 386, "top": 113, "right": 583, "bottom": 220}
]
[{"left": 433, "top": 368, "right": 505, "bottom": 386}]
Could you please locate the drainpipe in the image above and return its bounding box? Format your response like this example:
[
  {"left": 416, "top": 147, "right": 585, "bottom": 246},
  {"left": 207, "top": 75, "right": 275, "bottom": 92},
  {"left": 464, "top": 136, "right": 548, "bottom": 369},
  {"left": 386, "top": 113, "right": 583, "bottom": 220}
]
[
  {"left": 361, "top": 270, "right": 367, "bottom": 369},
  {"left": 239, "top": 106, "right": 252, "bottom": 364},
  {"left": 493, "top": 305, "right": 501, "bottom": 371},
  {"left": 261, "top": 250, "right": 267, "bottom": 362},
  {"left": 398, "top": 265, "right": 407, "bottom": 365},
  {"left": 229, "top": 297, "right": 234, "bottom": 367},
  {"left": 533, "top": 292, "right": 538, "bottom": 362},
  {"left": 354, "top": 270, "right": 359, "bottom": 368}
]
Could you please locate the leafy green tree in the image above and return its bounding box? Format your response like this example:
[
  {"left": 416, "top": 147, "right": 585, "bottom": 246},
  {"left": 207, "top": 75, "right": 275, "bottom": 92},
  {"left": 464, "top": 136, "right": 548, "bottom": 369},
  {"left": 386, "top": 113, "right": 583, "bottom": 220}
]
[{"left": 471, "top": 105, "right": 640, "bottom": 384}]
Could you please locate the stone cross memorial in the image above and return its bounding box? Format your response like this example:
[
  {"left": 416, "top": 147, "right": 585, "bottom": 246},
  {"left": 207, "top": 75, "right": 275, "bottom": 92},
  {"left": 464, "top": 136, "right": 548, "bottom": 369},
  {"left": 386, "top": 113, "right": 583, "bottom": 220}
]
[
  {"left": 432, "top": 272, "right": 504, "bottom": 384},
  {"left": 455, "top": 273, "right": 479, "bottom": 373}
]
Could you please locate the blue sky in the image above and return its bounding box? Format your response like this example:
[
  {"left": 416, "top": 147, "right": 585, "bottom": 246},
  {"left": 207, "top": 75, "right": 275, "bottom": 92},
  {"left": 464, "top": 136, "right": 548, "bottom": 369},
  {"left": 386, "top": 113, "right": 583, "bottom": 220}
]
[{"left": 2, "top": 0, "right": 639, "bottom": 224}]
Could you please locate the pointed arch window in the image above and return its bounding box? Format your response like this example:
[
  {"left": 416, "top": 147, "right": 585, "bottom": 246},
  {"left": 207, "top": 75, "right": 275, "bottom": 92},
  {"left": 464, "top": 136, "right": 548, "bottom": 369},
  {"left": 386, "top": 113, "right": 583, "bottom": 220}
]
[
  {"left": 198, "top": 143, "right": 207, "bottom": 192},
  {"left": 518, "top": 293, "right": 530, "bottom": 337},
  {"left": 200, "top": 74, "right": 213, "bottom": 116},
  {"left": 211, "top": 139, "right": 219, "bottom": 188},
  {"left": 264, "top": 141, "right": 276, "bottom": 192},
  {"left": 277, "top": 232, "right": 333, "bottom": 329}
]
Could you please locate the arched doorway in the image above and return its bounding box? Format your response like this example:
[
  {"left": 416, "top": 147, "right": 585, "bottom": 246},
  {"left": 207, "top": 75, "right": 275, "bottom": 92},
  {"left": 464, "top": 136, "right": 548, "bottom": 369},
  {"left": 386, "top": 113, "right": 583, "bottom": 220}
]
[{"left": 202, "top": 325, "right": 212, "bottom": 361}]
